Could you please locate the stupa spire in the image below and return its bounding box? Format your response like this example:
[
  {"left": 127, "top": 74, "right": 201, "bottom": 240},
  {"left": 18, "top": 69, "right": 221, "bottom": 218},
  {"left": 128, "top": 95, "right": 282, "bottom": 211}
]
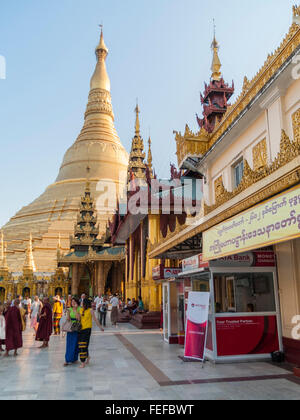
[
  {"left": 0, "top": 231, "right": 8, "bottom": 270},
  {"left": 56, "top": 233, "right": 62, "bottom": 260},
  {"left": 0, "top": 230, "right": 4, "bottom": 266},
  {"left": 23, "top": 233, "right": 36, "bottom": 272},
  {"left": 211, "top": 24, "right": 222, "bottom": 81},
  {"left": 90, "top": 25, "right": 111, "bottom": 92},
  {"left": 135, "top": 103, "right": 141, "bottom": 135},
  {"left": 147, "top": 136, "right": 154, "bottom": 177},
  {"left": 128, "top": 104, "right": 147, "bottom": 183},
  {"left": 3, "top": 243, "right": 8, "bottom": 270}
]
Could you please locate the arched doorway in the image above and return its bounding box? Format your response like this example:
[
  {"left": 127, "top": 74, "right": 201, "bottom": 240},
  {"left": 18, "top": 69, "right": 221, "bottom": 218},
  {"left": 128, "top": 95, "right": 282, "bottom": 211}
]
[
  {"left": 23, "top": 287, "right": 31, "bottom": 298},
  {"left": 55, "top": 287, "right": 63, "bottom": 297},
  {"left": 0, "top": 287, "right": 5, "bottom": 303}
]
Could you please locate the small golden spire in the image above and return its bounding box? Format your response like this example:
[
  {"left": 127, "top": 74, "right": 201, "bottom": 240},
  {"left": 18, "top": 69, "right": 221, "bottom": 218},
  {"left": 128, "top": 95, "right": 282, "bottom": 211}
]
[
  {"left": 96, "top": 24, "right": 109, "bottom": 57},
  {"left": 147, "top": 136, "right": 153, "bottom": 176},
  {"left": 23, "top": 233, "right": 36, "bottom": 272},
  {"left": 3, "top": 242, "right": 8, "bottom": 269},
  {"left": 0, "top": 231, "right": 9, "bottom": 271},
  {"left": 135, "top": 101, "right": 141, "bottom": 135},
  {"left": 293, "top": 4, "right": 300, "bottom": 24},
  {"left": 57, "top": 233, "right": 62, "bottom": 260},
  {"left": 0, "top": 230, "right": 4, "bottom": 266},
  {"left": 91, "top": 25, "right": 111, "bottom": 91},
  {"left": 211, "top": 21, "right": 222, "bottom": 81},
  {"left": 127, "top": 103, "right": 147, "bottom": 182}
]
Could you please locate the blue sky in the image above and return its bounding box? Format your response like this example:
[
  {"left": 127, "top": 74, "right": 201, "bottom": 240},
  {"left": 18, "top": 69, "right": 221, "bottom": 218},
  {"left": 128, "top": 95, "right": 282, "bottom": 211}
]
[{"left": 0, "top": 0, "right": 296, "bottom": 227}]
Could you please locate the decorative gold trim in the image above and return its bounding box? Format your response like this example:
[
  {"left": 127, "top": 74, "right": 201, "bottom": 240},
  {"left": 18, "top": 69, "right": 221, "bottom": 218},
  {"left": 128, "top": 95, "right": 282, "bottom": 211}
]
[
  {"left": 293, "top": 5, "right": 300, "bottom": 17},
  {"left": 293, "top": 108, "right": 300, "bottom": 145},
  {"left": 205, "top": 130, "right": 300, "bottom": 214},
  {"left": 149, "top": 167, "right": 300, "bottom": 258},
  {"left": 253, "top": 138, "right": 267, "bottom": 171},
  {"left": 175, "top": 125, "right": 210, "bottom": 168}
]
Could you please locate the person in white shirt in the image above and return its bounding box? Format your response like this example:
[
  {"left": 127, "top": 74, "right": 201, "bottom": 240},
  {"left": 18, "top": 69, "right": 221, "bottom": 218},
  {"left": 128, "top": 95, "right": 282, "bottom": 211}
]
[
  {"left": 110, "top": 294, "right": 119, "bottom": 327},
  {"left": 30, "top": 296, "right": 42, "bottom": 334},
  {"left": 98, "top": 298, "right": 108, "bottom": 328},
  {"left": 80, "top": 294, "right": 86, "bottom": 307},
  {"left": 94, "top": 294, "right": 103, "bottom": 310}
]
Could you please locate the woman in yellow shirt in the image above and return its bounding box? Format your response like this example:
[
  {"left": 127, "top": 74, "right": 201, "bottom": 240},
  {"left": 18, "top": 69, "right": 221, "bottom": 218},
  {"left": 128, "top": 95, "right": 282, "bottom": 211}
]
[
  {"left": 78, "top": 298, "right": 103, "bottom": 368},
  {"left": 53, "top": 296, "right": 63, "bottom": 336}
]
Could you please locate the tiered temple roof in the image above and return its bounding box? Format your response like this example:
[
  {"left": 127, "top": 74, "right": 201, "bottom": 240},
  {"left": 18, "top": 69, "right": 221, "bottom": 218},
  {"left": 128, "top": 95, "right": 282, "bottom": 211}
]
[
  {"left": 69, "top": 170, "right": 101, "bottom": 248},
  {"left": 197, "top": 36, "right": 234, "bottom": 133},
  {"left": 127, "top": 105, "right": 147, "bottom": 183}
]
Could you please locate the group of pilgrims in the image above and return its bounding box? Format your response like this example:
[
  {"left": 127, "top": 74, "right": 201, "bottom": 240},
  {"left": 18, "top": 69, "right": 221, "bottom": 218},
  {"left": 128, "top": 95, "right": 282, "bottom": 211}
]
[{"left": 0, "top": 293, "right": 121, "bottom": 368}]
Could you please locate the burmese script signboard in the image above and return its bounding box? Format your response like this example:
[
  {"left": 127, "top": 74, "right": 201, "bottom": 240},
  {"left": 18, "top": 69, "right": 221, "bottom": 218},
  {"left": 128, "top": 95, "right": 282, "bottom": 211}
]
[{"left": 203, "top": 185, "right": 300, "bottom": 261}]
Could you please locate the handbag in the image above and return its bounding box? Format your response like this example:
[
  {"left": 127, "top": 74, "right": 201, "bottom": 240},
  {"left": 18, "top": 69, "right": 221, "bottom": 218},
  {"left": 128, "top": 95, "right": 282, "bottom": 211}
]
[
  {"left": 61, "top": 318, "right": 73, "bottom": 333},
  {"left": 71, "top": 321, "right": 82, "bottom": 333}
]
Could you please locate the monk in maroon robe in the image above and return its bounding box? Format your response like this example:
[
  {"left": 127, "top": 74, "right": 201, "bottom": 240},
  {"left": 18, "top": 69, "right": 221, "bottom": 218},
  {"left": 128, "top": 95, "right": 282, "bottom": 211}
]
[
  {"left": 36, "top": 298, "right": 53, "bottom": 348},
  {"left": 5, "top": 299, "right": 23, "bottom": 357}
]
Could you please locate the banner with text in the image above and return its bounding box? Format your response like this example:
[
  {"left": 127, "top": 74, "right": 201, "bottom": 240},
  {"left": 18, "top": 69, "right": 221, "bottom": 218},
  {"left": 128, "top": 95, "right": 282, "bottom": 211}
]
[
  {"left": 203, "top": 185, "right": 300, "bottom": 261},
  {"left": 184, "top": 292, "right": 210, "bottom": 361}
]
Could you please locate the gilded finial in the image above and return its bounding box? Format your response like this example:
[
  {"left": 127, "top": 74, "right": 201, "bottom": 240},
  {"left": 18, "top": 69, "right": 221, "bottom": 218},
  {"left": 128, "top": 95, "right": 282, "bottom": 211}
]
[
  {"left": 23, "top": 232, "right": 36, "bottom": 272},
  {"left": 293, "top": 4, "right": 300, "bottom": 17},
  {"left": 147, "top": 136, "right": 153, "bottom": 176},
  {"left": 0, "top": 230, "right": 4, "bottom": 266},
  {"left": 211, "top": 21, "right": 222, "bottom": 81},
  {"left": 57, "top": 233, "right": 62, "bottom": 259},
  {"left": 95, "top": 24, "right": 108, "bottom": 58},
  {"left": 135, "top": 101, "right": 141, "bottom": 135},
  {"left": 293, "top": 5, "right": 300, "bottom": 24}
]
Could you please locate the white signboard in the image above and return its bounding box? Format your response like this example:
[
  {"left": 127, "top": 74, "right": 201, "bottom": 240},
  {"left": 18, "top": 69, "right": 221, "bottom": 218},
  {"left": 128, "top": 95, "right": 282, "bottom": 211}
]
[{"left": 184, "top": 292, "right": 210, "bottom": 361}]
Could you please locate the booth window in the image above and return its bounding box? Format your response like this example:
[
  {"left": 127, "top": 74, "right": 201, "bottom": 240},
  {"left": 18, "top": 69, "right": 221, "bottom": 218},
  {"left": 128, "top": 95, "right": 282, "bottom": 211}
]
[
  {"left": 192, "top": 275, "right": 210, "bottom": 293},
  {"left": 214, "top": 272, "right": 276, "bottom": 313}
]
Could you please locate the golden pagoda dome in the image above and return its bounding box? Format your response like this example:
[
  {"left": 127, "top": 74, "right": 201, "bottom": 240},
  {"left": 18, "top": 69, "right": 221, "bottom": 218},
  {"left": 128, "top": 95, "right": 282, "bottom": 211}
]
[{"left": 2, "top": 28, "right": 129, "bottom": 272}]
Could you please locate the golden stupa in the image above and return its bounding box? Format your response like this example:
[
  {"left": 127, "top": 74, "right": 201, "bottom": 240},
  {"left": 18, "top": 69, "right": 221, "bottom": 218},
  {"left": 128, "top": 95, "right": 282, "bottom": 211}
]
[{"left": 2, "top": 28, "right": 129, "bottom": 272}]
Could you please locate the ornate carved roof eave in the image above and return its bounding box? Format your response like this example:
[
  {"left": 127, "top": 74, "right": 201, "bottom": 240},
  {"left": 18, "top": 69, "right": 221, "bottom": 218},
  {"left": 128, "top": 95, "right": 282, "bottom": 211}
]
[
  {"left": 58, "top": 252, "right": 125, "bottom": 265},
  {"left": 175, "top": 125, "right": 211, "bottom": 169},
  {"left": 88, "top": 254, "right": 126, "bottom": 262},
  {"left": 205, "top": 23, "right": 300, "bottom": 152},
  {"left": 203, "top": 87, "right": 234, "bottom": 100}
]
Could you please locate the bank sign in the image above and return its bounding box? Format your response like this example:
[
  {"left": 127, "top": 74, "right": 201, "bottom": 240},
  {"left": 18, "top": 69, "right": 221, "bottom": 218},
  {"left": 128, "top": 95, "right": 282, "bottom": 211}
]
[{"left": 203, "top": 185, "right": 300, "bottom": 261}]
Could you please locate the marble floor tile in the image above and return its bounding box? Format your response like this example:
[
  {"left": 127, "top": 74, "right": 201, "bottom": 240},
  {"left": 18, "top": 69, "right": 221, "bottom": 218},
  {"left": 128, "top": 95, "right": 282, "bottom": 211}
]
[{"left": 0, "top": 322, "right": 299, "bottom": 400}]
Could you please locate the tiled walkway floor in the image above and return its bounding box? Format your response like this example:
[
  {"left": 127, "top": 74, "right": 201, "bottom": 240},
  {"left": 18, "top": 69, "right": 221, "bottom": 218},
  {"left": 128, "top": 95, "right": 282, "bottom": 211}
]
[{"left": 0, "top": 320, "right": 300, "bottom": 400}]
